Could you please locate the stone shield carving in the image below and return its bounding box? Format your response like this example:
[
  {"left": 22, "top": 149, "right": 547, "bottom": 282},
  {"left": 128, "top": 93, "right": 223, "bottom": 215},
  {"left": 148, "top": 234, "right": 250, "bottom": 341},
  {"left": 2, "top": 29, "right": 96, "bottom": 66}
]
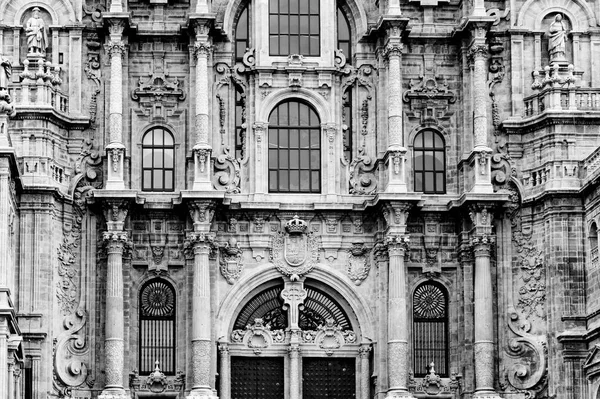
[{"left": 271, "top": 216, "right": 319, "bottom": 278}]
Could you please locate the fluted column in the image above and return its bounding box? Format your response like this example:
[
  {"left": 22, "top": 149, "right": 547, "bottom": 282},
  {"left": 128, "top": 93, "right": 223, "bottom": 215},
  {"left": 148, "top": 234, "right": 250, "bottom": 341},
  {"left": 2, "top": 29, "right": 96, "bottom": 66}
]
[
  {"left": 467, "top": 24, "right": 493, "bottom": 193},
  {"left": 105, "top": 20, "right": 127, "bottom": 190},
  {"left": 472, "top": 235, "right": 496, "bottom": 396},
  {"left": 99, "top": 231, "right": 128, "bottom": 399},
  {"left": 289, "top": 344, "right": 300, "bottom": 399},
  {"left": 187, "top": 231, "right": 217, "bottom": 398},
  {"left": 386, "top": 234, "right": 414, "bottom": 398},
  {"left": 359, "top": 345, "right": 371, "bottom": 399},
  {"left": 192, "top": 21, "right": 213, "bottom": 191},
  {"left": 382, "top": 22, "right": 408, "bottom": 193},
  {"left": 218, "top": 344, "right": 230, "bottom": 399}
]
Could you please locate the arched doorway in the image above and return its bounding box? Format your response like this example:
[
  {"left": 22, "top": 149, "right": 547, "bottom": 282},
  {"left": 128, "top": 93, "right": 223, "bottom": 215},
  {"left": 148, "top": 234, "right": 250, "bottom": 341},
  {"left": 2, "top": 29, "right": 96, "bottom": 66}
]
[{"left": 219, "top": 279, "right": 369, "bottom": 399}]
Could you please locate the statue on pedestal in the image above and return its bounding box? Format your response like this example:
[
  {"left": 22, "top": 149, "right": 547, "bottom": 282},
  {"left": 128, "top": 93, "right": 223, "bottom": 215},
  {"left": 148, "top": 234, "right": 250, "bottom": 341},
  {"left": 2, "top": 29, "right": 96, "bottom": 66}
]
[
  {"left": 0, "top": 58, "right": 10, "bottom": 90},
  {"left": 548, "top": 14, "right": 567, "bottom": 62},
  {"left": 25, "top": 7, "right": 48, "bottom": 56}
]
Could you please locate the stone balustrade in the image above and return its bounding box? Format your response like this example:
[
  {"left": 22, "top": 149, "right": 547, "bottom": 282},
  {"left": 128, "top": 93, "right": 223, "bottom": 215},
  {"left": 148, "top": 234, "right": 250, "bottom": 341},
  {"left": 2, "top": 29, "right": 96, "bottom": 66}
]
[{"left": 524, "top": 87, "right": 600, "bottom": 116}]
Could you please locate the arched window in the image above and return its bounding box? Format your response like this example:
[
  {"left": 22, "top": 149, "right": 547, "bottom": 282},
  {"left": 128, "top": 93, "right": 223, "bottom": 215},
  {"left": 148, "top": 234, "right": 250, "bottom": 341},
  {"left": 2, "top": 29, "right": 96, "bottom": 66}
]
[
  {"left": 268, "top": 101, "right": 321, "bottom": 193},
  {"left": 139, "top": 279, "right": 176, "bottom": 375},
  {"left": 142, "top": 128, "right": 175, "bottom": 192},
  {"left": 413, "top": 282, "right": 449, "bottom": 377},
  {"left": 269, "top": 0, "right": 320, "bottom": 56},
  {"left": 591, "top": 223, "right": 598, "bottom": 268},
  {"left": 413, "top": 130, "right": 446, "bottom": 194},
  {"left": 337, "top": 7, "right": 351, "bottom": 62},
  {"left": 235, "top": 4, "right": 250, "bottom": 62}
]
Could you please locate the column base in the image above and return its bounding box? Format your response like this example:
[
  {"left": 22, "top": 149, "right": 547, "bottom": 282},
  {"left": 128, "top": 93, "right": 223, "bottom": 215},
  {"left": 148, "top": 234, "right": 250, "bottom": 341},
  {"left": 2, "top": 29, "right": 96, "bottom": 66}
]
[
  {"left": 187, "top": 388, "right": 218, "bottom": 399},
  {"left": 98, "top": 389, "right": 130, "bottom": 399},
  {"left": 473, "top": 391, "right": 502, "bottom": 399},
  {"left": 385, "top": 391, "right": 416, "bottom": 399}
]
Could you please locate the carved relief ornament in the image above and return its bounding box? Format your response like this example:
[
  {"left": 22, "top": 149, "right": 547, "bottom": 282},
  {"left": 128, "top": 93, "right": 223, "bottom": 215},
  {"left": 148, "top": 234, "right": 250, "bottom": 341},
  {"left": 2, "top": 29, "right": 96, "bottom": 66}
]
[{"left": 270, "top": 215, "right": 320, "bottom": 279}]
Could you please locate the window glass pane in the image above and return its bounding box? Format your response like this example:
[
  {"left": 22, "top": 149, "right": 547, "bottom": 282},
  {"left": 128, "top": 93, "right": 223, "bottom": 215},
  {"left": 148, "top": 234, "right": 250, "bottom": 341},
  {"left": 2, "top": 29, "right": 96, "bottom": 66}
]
[
  {"left": 154, "top": 149, "right": 163, "bottom": 168},
  {"left": 415, "top": 172, "right": 423, "bottom": 192},
  {"left": 290, "top": 15, "right": 299, "bottom": 34},
  {"left": 143, "top": 149, "right": 152, "bottom": 167},
  {"left": 164, "top": 149, "right": 173, "bottom": 168},
  {"left": 280, "top": 38, "right": 289, "bottom": 55},
  {"left": 289, "top": 129, "right": 299, "bottom": 148},
  {"left": 278, "top": 130, "right": 288, "bottom": 147},
  {"left": 153, "top": 129, "right": 163, "bottom": 145},
  {"left": 300, "top": 170, "right": 310, "bottom": 190},
  {"left": 280, "top": 0, "right": 289, "bottom": 13},
  {"left": 300, "top": 150, "right": 310, "bottom": 168},
  {"left": 425, "top": 172, "right": 434, "bottom": 192},
  {"left": 414, "top": 153, "right": 423, "bottom": 170},
  {"left": 310, "top": 16, "right": 319, "bottom": 34},
  {"left": 279, "top": 170, "right": 289, "bottom": 191},
  {"left": 238, "top": 8, "right": 248, "bottom": 37},
  {"left": 424, "top": 130, "right": 433, "bottom": 147},
  {"left": 289, "top": 103, "right": 299, "bottom": 125},
  {"left": 269, "top": 171, "right": 278, "bottom": 191},
  {"left": 270, "top": 36, "right": 279, "bottom": 53},
  {"left": 143, "top": 133, "right": 152, "bottom": 145},
  {"left": 280, "top": 16, "right": 289, "bottom": 33},
  {"left": 278, "top": 104, "right": 288, "bottom": 125},
  {"left": 309, "top": 36, "right": 319, "bottom": 55},
  {"left": 290, "top": 170, "right": 299, "bottom": 191},
  {"left": 311, "top": 171, "right": 319, "bottom": 191},
  {"left": 290, "top": 38, "right": 299, "bottom": 54},
  {"left": 153, "top": 170, "right": 163, "bottom": 189},
  {"left": 300, "top": 130, "right": 310, "bottom": 148},
  {"left": 270, "top": 15, "right": 278, "bottom": 32},
  {"left": 310, "top": 130, "right": 319, "bottom": 148},
  {"left": 290, "top": 150, "right": 299, "bottom": 168},
  {"left": 299, "top": 103, "right": 309, "bottom": 125},
  {"left": 338, "top": 9, "right": 349, "bottom": 39},
  {"left": 415, "top": 132, "right": 424, "bottom": 148},
  {"left": 236, "top": 43, "right": 247, "bottom": 58},
  {"left": 310, "top": 0, "right": 319, "bottom": 14},
  {"left": 269, "top": 0, "right": 278, "bottom": 13},
  {"left": 300, "top": 36, "right": 309, "bottom": 53},
  {"left": 165, "top": 171, "right": 173, "bottom": 190},
  {"left": 164, "top": 132, "right": 173, "bottom": 145},
  {"left": 270, "top": 107, "right": 279, "bottom": 124},
  {"left": 279, "top": 150, "right": 289, "bottom": 168},
  {"left": 300, "top": 16, "right": 309, "bottom": 33},
  {"left": 434, "top": 151, "right": 444, "bottom": 169},
  {"left": 424, "top": 151, "right": 433, "bottom": 170},
  {"left": 299, "top": 0, "right": 308, "bottom": 13},
  {"left": 269, "top": 129, "right": 278, "bottom": 148},
  {"left": 434, "top": 132, "right": 443, "bottom": 147},
  {"left": 310, "top": 150, "right": 319, "bottom": 169},
  {"left": 341, "top": 43, "right": 350, "bottom": 58},
  {"left": 143, "top": 171, "right": 152, "bottom": 189},
  {"left": 436, "top": 173, "right": 445, "bottom": 193},
  {"left": 269, "top": 149, "right": 278, "bottom": 168}
]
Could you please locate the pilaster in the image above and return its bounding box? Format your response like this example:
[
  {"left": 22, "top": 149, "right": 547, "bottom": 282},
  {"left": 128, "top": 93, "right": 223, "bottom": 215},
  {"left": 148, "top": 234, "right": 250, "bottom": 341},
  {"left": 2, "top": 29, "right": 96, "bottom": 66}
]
[{"left": 218, "top": 344, "right": 230, "bottom": 399}]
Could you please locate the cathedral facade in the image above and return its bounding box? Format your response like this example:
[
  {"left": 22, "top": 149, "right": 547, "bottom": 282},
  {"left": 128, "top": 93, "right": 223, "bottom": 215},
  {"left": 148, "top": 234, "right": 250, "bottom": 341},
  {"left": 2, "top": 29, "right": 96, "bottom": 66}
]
[{"left": 0, "top": 0, "right": 599, "bottom": 398}]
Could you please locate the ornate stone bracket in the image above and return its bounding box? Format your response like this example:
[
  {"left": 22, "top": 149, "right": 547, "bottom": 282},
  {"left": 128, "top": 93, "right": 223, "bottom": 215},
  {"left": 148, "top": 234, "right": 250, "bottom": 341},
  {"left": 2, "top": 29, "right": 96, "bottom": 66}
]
[
  {"left": 408, "top": 365, "right": 462, "bottom": 396},
  {"left": 129, "top": 361, "right": 185, "bottom": 396},
  {"left": 349, "top": 156, "right": 378, "bottom": 195}
]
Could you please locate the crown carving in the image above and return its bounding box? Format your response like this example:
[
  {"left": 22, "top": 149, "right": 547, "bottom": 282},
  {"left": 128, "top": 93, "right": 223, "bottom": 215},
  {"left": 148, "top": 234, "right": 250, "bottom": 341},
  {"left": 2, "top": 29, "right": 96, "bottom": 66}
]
[{"left": 285, "top": 215, "right": 308, "bottom": 234}]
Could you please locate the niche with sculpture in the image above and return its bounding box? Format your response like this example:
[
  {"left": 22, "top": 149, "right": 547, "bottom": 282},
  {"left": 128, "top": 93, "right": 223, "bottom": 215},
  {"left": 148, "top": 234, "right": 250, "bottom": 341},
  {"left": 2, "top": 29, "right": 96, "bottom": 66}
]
[
  {"left": 541, "top": 12, "right": 572, "bottom": 67},
  {"left": 20, "top": 7, "right": 52, "bottom": 60}
]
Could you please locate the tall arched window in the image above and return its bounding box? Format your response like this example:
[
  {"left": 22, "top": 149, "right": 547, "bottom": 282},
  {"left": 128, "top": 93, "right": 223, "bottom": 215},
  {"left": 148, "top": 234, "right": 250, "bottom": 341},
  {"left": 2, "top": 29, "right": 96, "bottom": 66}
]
[
  {"left": 413, "top": 130, "right": 446, "bottom": 194},
  {"left": 413, "top": 282, "right": 449, "bottom": 377},
  {"left": 139, "top": 279, "right": 176, "bottom": 375},
  {"left": 142, "top": 128, "right": 175, "bottom": 192},
  {"left": 337, "top": 7, "right": 351, "bottom": 62},
  {"left": 268, "top": 101, "right": 321, "bottom": 193},
  {"left": 235, "top": 4, "right": 250, "bottom": 62},
  {"left": 269, "top": 0, "right": 320, "bottom": 56}
]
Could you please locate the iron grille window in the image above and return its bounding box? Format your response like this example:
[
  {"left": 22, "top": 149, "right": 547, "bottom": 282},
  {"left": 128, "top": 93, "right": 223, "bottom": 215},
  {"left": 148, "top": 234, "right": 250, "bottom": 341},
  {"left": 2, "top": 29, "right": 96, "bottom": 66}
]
[
  {"left": 337, "top": 8, "right": 351, "bottom": 63},
  {"left": 142, "top": 128, "right": 175, "bottom": 192},
  {"left": 235, "top": 5, "right": 249, "bottom": 62},
  {"left": 139, "top": 279, "right": 176, "bottom": 375},
  {"left": 269, "top": 0, "right": 320, "bottom": 56},
  {"left": 413, "top": 129, "right": 446, "bottom": 194},
  {"left": 412, "top": 282, "right": 449, "bottom": 377},
  {"left": 268, "top": 101, "right": 321, "bottom": 193}
]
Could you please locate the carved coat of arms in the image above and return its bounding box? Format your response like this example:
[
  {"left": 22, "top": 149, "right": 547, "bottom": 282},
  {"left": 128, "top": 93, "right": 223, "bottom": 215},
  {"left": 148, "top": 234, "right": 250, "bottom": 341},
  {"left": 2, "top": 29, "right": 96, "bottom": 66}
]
[{"left": 271, "top": 215, "right": 319, "bottom": 278}]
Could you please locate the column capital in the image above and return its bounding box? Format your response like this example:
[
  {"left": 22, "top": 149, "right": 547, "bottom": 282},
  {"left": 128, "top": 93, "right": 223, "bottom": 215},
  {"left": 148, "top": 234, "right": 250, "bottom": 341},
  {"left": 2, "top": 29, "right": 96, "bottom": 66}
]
[
  {"left": 383, "top": 43, "right": 404, "bottom": 59},
  {"left": 471, "top": 234, "right": 495, "bottom": 257},
  {"left": 105, "top": 41, "right": 126, "bottom": 58},
  {"left": 386, "top": 234, "right": 410, "bottom": 256},
  {"left": 383, "top": 202, "right": 413, "bottom": 230},
  {"left": 288, "top": 344, "right": 301, "bottom": 356},
  {"left": 193, "top": 42, "right": 212, "bottom": 59},
  {"left": 187, "top": 200, "right": 216, "bottom": 226},
  {"left": 467, "top": 43, "right": 488, "bottom": 65},
  {"left": 218, "top": 342, "right": 230, "bottom": 355},
  {"left": 468, "top": 204, "right": 495, "bottom": 235},
  {"left": 359, "top": 345, "right": 372, "bottom": 358},
  {"left": 102, "top": 199, "right": 130, "bottom": 229},
  {"left": 103, "top": 231, "right": 129, "bottom": 254}
]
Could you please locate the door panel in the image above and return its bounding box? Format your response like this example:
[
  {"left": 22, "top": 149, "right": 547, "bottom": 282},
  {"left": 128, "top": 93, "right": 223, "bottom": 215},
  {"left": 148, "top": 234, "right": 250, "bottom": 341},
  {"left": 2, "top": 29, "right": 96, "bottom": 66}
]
[
  {"left": 302, "top": 358, "right": 356, "bottom": 399},
  {"left": 231, "top": 356, "right": 285, "bottom": 399}
]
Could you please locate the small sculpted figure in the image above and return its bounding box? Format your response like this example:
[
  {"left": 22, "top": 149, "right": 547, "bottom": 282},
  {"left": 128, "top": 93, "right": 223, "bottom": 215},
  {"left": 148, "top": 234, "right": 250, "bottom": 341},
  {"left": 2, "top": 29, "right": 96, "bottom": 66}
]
[{"left": 26, "top": 7, "right": 48, "bottom": 55}]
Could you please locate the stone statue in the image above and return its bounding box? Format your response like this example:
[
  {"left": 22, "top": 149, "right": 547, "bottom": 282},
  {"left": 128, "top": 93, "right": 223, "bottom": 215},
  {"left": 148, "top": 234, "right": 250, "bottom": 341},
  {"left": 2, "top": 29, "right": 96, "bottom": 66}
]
[
  {"left": 0, "top": 58, "right": 11, "bottom": 90},
  {"left": 548, "top": 14, "right": 567, "bottom": 62},
  {"left": 25, "top": 7, "right": 48, "bottom": 55}
]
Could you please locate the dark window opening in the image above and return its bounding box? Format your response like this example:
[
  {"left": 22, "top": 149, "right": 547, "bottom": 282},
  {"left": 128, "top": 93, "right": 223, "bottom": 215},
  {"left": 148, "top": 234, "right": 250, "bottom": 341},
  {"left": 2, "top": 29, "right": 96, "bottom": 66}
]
[
  {"left": 139, "top": 279, "right": 176, "bottom": 375},
  {"left": 268, "top": 101, "right": 321, "bottom": 193},
  {"left": 413, "top": 130, "right": 446, "bottom": 194},
  {"left": 141, "top": 128, "right": 175, "bottom": 192},
  {"left": 337, "top": 8, "right": 351, "bottom": 63},
  {"left": 413, "top": 282, "right": 449, "bottom": 377},
  {"left": 269, "top": 0, "right": 320, "bottom": 56},
  {"left": 235, "top": 5, "right": 250, "bottom": 62},
  {"left": 235, "top": 87, "right": 246, "bottom": 159}
]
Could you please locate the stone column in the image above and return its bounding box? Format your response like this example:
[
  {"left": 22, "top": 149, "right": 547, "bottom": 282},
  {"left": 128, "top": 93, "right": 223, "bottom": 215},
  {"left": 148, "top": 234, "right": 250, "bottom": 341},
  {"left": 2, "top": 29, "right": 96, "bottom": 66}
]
[
  {"left": 192, "top": 21, "right": 213, "bottom": 191},
  {"left": 252, "top": 122, "right": 268, "bottom": 195},
  {"left": 467, "top": 23, "right": 494, "bottom": 193},
  {"left": 472, "top": 234, "right": 497, "bottom": 396},
  {"left": 187, "top": 230, "right": 217, "bottom": 398},
  {"left": 105, "top": 20, "right": 126, "bottom": 190},
  {"left": 386, "top": 234, "right": 414, "bottom": 398},
  {"left": 99, "top": 231, "right": 128, "bottom": 399},
  {"left": 359, "top": 345, "right": 371, "bottom": 399},
  {"left": 382, "top": 22, "right": 408, "bottom": 193},
  {"left": 218, "top": 344, "right": 230, "bottom": 399},
  {"left": 289, "top": 344, "right": 300, "bottom": 399},
  {"left": 7, "top": 357, "right": 14, "bottom": 399}
]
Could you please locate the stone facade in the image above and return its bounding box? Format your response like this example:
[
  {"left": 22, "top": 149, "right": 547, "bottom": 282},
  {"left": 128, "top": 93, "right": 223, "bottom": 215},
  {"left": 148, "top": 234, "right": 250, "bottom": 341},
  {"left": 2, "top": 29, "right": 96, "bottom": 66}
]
[{"left": 0, "top": 0, "right": 600, "bottom": 398}]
